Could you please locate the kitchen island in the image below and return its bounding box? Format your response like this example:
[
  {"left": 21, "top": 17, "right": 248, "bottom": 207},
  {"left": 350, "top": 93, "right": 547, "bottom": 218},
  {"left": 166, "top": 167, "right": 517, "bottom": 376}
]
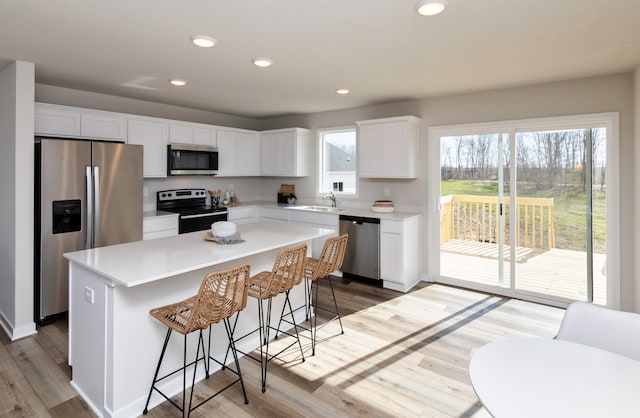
[{"left": 63, "top": 221, "right": 333, "bottom": 418}]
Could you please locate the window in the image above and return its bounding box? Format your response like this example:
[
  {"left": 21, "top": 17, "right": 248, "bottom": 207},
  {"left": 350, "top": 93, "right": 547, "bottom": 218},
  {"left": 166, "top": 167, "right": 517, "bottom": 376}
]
[{"left": 318, "top": 127, "right": 357, "bottom": 195}]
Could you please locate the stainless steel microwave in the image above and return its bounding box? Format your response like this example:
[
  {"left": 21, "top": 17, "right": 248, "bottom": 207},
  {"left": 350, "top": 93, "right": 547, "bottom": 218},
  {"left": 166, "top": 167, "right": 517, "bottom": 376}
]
[{"left": 167, "top": 144, "right": 218, "bottom": 175}]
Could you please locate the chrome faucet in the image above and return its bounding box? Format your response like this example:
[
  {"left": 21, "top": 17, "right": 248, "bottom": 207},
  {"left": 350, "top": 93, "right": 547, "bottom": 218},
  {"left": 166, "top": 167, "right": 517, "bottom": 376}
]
[{"left": 323, "top": 191, "right": 337, "bottom": 207}]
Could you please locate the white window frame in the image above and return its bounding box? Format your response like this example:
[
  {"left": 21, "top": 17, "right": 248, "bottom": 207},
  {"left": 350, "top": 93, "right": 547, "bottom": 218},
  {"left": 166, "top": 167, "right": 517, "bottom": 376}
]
[{"left": 316, "top": 126, "right": 358, "bottom": 198}]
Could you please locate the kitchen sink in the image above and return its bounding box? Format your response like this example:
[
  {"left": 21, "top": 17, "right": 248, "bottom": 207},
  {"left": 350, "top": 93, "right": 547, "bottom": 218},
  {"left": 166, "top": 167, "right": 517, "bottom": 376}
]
[{"left": 291, "top": 205, "right": 345, "bottom": 213}]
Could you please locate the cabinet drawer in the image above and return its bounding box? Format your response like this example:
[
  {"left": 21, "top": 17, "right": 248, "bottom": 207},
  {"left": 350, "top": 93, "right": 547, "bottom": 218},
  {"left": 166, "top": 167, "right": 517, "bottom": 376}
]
[
  {"left": 289, "top": 210, "right": 338, "bottom": 228},
  {"left": 258, "top": 207, "right": 289, "bottom": 221},
  {"left": 380, "top": 219, "right": 403, "bottom": 234},
  {"left": 229, "top": 206, "right": 257, "bottom": 224},
  {"left": 143, "top": 216, "right": 179, "bottom": 234}
]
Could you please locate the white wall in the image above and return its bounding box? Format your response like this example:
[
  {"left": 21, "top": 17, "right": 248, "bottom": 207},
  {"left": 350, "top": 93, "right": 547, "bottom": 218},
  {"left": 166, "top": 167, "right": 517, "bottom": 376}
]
[
  {"left": 0, "top": 61, "right": 36, "bottom": 340},
  {"left": 635, "top": 66, "right": 640, "bottom": 312},
  {"left": 262, "top": 74, "right": 637, "bottom": 312}
]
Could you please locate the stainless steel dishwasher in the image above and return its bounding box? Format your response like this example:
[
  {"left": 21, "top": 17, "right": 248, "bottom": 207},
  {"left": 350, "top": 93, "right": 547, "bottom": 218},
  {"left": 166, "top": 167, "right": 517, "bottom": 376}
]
[{"left": 339, "top": 215, "right": 381, "bottom": 283}]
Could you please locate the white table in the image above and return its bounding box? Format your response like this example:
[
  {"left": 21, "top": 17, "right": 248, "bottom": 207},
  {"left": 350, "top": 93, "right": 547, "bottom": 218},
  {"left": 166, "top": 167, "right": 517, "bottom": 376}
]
[{"left": 469, "top": 337, "right": 640, "bottom": 418}]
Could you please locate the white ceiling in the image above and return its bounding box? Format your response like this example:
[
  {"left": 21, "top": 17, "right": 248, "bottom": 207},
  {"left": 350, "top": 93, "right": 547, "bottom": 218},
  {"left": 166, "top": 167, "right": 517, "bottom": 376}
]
[{"left": 1, "top": 0, "right": 639, "bottom": 119}]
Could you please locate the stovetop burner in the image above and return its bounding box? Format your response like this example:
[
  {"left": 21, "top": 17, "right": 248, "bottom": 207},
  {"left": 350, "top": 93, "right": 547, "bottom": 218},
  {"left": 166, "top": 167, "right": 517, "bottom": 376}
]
[{"left": 157, "top": 188, "right": 228, "bottom": 215}]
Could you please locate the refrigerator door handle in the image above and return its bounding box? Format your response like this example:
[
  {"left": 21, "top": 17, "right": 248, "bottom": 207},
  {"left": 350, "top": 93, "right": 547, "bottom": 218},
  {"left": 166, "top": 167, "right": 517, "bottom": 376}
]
[
  {"left": 93, "top": 166, "right": 100, "bottom": 247},
  {"left": 85, "top": 166, "right": 93, "bottom": 249}
]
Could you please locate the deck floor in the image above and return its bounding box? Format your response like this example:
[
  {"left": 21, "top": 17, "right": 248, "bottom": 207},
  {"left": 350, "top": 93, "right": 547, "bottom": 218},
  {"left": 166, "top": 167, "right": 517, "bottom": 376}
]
[{"left": 440, "top": 239, "right": 607, "bottom": 305}]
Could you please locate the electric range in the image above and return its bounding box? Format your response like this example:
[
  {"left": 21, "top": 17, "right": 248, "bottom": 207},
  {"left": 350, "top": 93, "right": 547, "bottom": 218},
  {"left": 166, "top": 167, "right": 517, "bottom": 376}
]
[{"left": 156, "top": 188, "right": 228, "bottom": 234}]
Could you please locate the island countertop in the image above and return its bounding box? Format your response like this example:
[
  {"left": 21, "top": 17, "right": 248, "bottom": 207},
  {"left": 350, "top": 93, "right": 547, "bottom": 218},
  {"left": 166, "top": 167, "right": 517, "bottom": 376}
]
[{"left": 64, "top": 221, "right": 333, "bottom": 288}]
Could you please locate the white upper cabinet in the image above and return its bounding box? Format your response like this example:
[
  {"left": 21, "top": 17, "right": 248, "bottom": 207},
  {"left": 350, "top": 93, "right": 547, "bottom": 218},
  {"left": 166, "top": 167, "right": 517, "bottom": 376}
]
[
  {"left": 127, "top": 118, "right": 169, "bottom": 178},
  {"left": 35, "top": 103, "right": 127, "bottom": 141},
  {"left": 169, "top": 123, "right": 217, "bottom": 147},
  {"left": 81, "top": 112, "right": 127, "bottom": 140},
  {"left": 356, "top": 116, "right": 420, "bottom": 178},
  {"left": 260, "top": 128, "right": 309, "bottom": 177},
  {"left": 216, "top": 128, "right": 260, "bottom": 177}
]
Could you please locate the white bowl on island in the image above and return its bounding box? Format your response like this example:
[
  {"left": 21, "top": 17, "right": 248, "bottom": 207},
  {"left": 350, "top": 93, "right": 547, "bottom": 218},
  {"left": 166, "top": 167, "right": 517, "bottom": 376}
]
[{"left": 211, "top": 221, "right": 237, "bottom": 237}]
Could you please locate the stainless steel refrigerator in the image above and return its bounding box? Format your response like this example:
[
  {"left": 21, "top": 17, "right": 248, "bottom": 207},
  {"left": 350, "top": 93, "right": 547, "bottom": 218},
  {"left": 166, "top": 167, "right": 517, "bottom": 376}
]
[{"left": 35, "top": 137, "right": 143, "bottom": 324}]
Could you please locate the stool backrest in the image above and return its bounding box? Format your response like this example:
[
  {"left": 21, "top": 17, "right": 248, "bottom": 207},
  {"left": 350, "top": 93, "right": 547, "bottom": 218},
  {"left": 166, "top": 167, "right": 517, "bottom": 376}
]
[
  {"left": 266, "top": 243, "right": 308, "bottom": 296},
  {"left": 312, "top": 234, "right": 349, "bottom": 280},
  {"left": 190, "top": 263, "right": 250, "bottom": 330}
]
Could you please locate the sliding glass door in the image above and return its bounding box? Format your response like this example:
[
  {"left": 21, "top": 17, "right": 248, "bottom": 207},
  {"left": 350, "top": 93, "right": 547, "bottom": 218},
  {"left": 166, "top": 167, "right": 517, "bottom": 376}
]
[
  {"left": 431, "top": 114, "right": 616, "bottom": 307},
  {"left": 439, "top": 133, "right": 510, "bottom": 288}
]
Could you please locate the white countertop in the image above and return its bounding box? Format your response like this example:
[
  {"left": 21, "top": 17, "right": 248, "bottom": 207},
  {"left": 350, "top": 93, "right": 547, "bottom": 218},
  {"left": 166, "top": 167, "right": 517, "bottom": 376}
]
[
  {"left": 64, "top": 221, "right": 332, "bottom": 287},
  {"left": 236, "top": 200, "right": 421, "bottom": 221},
  {"left": 142, "top": 209, "right": 179, "bottom": 219}
]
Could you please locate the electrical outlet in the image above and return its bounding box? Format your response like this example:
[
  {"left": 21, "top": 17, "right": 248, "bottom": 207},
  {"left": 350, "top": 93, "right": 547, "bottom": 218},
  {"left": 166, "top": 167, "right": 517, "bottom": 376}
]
[
  {"left": 84, "top": 286, "right": 95, "bottom": 304},
  {"left": 384, "top": 187, "right": 391, "bottom": 197}
]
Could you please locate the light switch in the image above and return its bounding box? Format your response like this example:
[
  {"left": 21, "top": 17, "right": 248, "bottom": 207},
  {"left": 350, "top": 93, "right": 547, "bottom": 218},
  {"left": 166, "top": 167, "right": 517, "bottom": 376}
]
[
  {"left": 84, "top": 286, "right": 95, "bottom": 304},
  {"left": 384, "top": 187, "right": 391, "bottom": 196}
]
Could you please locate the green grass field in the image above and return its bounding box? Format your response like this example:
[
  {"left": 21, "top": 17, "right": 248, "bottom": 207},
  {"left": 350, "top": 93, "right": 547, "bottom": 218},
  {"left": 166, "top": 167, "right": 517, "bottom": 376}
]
[{"left": 441, "top": 180, "right": 606, "bottom": 252}]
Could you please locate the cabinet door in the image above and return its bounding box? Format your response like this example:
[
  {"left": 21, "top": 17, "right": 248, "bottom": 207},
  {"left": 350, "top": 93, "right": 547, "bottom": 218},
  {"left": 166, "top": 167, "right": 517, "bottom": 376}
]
[
  {"left": 380, "top": 231, "right": 403, "bottom": 283},
  {"left": 358, "top": 123, "right": 383, "bottom": 177},
  {"left": 35, "top": 105, "right": 81, "bottom": 137},
  {"left": 260, "top": 132, "right": 279, "bottom": 175},
  {"left": 235, "top": 131, "right": 260, "bottom": 176},
  {"left": 169, "top": 124, "right": 194, "bottom": 144},
  {"left": 382, "top": 121, "right": 415, "bottom": 178},
  {"left": 216, "top": 130, "right": 237, "bottom": 176},
  {"left": 81, "top": 113, "right": 127, "bottom": 140},
  {"left": 127, "top": 119, "right": 169, "bottom": 178},
  {"left": 193, "top": 127, "right": 216, "bottom": 146}
]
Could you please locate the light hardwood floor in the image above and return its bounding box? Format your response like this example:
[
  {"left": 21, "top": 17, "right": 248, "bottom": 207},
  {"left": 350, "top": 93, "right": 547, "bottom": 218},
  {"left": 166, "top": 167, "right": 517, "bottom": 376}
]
[{"left": 0, "top": 279, "right": 565, "bottom": 417}]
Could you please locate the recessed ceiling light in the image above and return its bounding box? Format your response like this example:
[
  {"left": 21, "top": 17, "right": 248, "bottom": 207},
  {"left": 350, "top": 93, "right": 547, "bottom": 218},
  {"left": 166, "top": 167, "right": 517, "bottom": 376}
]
[
  {"left": 190, "top": 35, "right": 216, "bottom": 48},
  {"left": 252, "top": 58, "right": 273, "bottom": 68},
  {"left": 169, "top": 79, "right": 187, "bottom": 86},
  {"left": 415, "top": 0, "right": 448, "bottom": 16},
  {"left": 336, "top": 89, "right": 350, "bottom": 95}
]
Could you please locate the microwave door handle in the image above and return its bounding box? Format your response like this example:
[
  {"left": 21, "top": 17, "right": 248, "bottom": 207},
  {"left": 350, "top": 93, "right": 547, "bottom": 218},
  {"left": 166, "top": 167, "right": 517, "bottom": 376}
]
[
  {"left": 85, "top": 166, "right": 93, "bottom": 249},
  {"left": 93, "top": 166, "right": 100, "bottom": 247}
]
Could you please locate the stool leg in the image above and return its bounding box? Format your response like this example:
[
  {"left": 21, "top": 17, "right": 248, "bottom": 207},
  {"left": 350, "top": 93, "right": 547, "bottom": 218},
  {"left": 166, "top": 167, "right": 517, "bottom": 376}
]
[
  {"left": 224, "top": 317, "right": 249, "bottom": 404},
  {"left": 222, "top": 311, "right": 241, "bottom": 368},
  {"left": 261, "top": 298, "right": 273, "bottom": 393},
  {"left": 284, "top": 289, "right": 305, "bottom": 362},
  {"left": 274, "top": 292, "right": 289, "bottom": 339},
  {"left": 328, "top": 275, "right": 344, "bottom": 334},
  {"left": 312, "top": 280, "right": 319, "bottom": 356},
  {"left": 186, "top": 331, "right": 205, "bottom": 416},
  {"left": 143, "top": 328, "right": 172, "bottom": 415}
]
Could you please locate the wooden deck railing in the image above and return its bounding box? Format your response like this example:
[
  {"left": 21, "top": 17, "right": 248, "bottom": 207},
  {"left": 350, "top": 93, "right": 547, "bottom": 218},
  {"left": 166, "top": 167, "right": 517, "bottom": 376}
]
[{"left": 440, "top": 195, "right": 555, "bottom": 249}]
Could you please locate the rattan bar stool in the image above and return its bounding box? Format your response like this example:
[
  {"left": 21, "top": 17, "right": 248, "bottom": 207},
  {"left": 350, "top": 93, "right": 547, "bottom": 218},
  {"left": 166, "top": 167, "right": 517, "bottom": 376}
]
[
  {"left": 143, "top": 263, "right": 250, "bottom": 417},
  {"left": 278, "top": 234, "right": 348, "bottom": 355},
  {"left": 227, "top": 243, "right": 307, "bottom": 393}
]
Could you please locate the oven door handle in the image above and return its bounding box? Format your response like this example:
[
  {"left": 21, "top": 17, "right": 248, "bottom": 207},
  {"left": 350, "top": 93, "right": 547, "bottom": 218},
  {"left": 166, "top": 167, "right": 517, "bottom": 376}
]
[{"left": 181, "top": 211, "right": 228, "bottom": 219}]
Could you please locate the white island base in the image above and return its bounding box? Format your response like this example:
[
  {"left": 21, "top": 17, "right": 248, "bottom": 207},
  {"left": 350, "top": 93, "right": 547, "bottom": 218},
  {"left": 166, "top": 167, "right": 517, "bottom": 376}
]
[{"left": 64, "top": 222, "right": 332, "bottom": 418}]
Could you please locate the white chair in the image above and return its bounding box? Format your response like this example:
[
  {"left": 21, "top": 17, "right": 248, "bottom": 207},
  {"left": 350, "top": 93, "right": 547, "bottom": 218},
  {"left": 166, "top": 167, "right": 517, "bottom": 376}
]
[{"left": 556, "top": 301, "right": 640, "bottom": 361}]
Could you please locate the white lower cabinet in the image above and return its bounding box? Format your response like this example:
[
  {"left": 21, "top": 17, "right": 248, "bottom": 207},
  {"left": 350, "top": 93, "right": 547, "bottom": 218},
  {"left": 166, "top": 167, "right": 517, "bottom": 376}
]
[
  {"left": 380, "top": 215, "right": 421, "bottom": 292},
  {"left": 143, "top": 214, "right": 179, "bottom": 240},
  {"left": 258, "top": 207, "right": 290, "bottom": 223},
  {"left": 228, "top": 206, "right": 258, "bottom": 224}
]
